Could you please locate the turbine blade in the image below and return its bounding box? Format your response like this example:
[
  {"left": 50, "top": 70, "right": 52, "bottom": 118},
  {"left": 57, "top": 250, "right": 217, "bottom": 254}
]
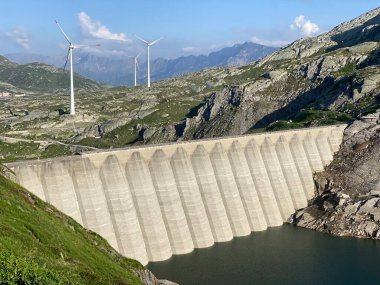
[
  {"left": 134, "top": 34, "right": 148, "bottom": 44},
  {"left": 136, "top": 52, "right": 142, "bottom": 58},
  {"left": 55, "top": 20, "right": 72, "bottom": 44},
  {"left": 73, "top": 44, "right": 101, "bottom": 49},
  {"left": 149, "top": 37, "right": 164, "bottom": 46},
  {"left": 63, "top": 49, "right": 70, "bottom": 71}
]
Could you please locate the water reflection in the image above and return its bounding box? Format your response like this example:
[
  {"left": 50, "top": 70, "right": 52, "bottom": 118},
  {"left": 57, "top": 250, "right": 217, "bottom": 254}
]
[{"left": 148, "top": 225, "right": 380, "bottom": 285}]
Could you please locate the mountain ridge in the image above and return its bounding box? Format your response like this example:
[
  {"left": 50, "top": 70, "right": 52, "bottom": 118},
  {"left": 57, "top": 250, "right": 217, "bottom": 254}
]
[
  {"left": 0, "top": 56, "right": 104, "bottom": 93},
  {"left": 5, "top": 42, "right": 278, "bottom": 86}
]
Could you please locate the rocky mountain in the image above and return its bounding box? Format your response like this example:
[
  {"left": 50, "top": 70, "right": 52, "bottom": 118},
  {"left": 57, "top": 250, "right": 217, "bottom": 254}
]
[
  {"left": 0, "top": 56, "right": 104, "bottom": 94},
  {"left": 178, "top": 7, "right": 380, "bottom": 140},
  {"left": 5, "top": 42, "right": 277, "bottom": 86}
]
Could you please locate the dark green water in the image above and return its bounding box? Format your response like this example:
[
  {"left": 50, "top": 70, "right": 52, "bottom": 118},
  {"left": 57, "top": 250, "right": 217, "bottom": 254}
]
[{"left": 147, "top": 225, "right": 380, "bottom": 285}]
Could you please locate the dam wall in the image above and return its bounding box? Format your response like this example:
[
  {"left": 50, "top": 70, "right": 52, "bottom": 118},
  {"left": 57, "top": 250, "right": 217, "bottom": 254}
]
[{"left": 6, "top": 125, "right": 346, "bottom": 265}]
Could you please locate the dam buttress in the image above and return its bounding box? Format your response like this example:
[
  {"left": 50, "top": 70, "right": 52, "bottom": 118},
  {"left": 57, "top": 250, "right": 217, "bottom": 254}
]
[{"left": 7, "top": 125, "right": 345, "bottom": 265}]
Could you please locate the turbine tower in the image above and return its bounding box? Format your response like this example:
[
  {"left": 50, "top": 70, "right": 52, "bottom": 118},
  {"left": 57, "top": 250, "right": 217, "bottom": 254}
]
[
  {"left": 133, "top": 53, "right": 141, "bottom": 87},
  {"left": 55, "top": 20, "right": 99, "bottom": 115},
  {"left": 135, "top": 35, "right": 163, "bottom": 88}
]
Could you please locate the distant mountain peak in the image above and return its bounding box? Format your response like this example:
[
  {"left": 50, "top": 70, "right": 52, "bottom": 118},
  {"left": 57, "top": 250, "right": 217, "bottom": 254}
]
[{"left": 4, "top": 41, "right": 278, "bottom": 86}]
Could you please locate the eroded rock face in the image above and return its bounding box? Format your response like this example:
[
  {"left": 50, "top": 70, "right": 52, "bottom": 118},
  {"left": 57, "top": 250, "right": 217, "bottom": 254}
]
[
  {"left": 292, "top": 118, "right": 380, "bottom": 239},
  {"left": 133, "top": 269, "right": 179, "bottom": 285},
  {"left": 182, "top": 86, "right": 248, "bottom": 138},
  {"left": 291, "top": 191, "right": 380, "bottom": 238}
]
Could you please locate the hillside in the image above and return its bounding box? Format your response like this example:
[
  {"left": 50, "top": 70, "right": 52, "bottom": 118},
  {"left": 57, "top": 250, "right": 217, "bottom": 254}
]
[
  {"left": 0, "top": 170, "right": 169, "bottom": 284},
  {"left": 5, "top": 42, "right": 277, "bottom": 86},
  {"left": 181, "top": 7, "right": 380, "bottom": 139},
  {"left": 0, "top": 56, "right": 104, "bottom": 93},
  {"left": 0, "top": 8, "right": 378, "bottom": 162}
]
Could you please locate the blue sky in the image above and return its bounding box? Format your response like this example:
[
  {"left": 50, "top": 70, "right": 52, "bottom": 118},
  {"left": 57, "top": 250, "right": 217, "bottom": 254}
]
[{"left": 0, "top": 0, "right": 379, "bottom": 59}]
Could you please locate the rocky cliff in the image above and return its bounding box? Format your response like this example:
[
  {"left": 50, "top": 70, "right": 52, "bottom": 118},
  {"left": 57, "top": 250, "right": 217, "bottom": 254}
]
[{"left": 292, "top": 116, "right": 380, "bottom": 238}]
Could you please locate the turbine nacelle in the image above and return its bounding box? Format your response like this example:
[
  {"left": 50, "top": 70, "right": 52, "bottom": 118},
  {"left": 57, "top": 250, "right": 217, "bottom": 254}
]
[
  {"left": 135, "top": 35, "right": 164, "bottom": 46},
  {"left": 134, "top": 53, "right": 141, "bottom": 64}
]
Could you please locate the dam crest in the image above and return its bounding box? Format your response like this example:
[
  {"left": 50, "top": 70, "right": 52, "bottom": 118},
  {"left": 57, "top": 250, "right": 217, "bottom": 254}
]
[{"left": 7, "top": 125, "right": 345, "bottom": 265}]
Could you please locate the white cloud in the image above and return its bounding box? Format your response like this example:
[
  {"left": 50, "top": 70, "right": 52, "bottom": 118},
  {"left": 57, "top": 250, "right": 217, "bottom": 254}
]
[
  {"left": 250, "top": 36, "right": 290, "bottom": 47},
  {"left": 110, "top": 49, "right": 128, "bottom": 55},
  {"left": 290, "top": 15, "right": 319, "bottom": 36},
  {"left": 78, "top": 12, "right": 130, "bottom": 42},
  {"left": 6, "top": 28, "right": 30, "bottom": 49},
  {"left": 209, "top": 41, "right": 236, "bottom": 51},
  {"left": 182, "top": 46, "right": 201, "bottom": 53}
]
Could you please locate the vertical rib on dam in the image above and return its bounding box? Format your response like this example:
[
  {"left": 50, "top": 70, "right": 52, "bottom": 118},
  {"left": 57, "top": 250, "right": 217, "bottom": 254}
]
[{"left": 7, "top": 125, "right": 345, "bottom": 265}]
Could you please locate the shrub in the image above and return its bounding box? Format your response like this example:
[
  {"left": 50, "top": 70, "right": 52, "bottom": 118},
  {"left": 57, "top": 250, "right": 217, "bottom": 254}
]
[{"left": 0, "top": 249, "right": 74, "bottom": 285}]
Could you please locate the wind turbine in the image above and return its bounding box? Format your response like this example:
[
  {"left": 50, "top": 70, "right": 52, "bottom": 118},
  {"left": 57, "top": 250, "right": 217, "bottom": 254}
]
[
  {"left": 135, "top": 35, "right": 163, "bottom": 88},
  {"left": 55, "top": 20, "right": 99, "bottom": 115},
  {"left": 133, "top": 53, "right": 141, "bottom": 87}
]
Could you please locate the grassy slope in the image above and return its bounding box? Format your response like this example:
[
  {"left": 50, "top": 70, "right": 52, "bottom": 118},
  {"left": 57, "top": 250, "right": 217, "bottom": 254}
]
[
  {"left": 0, "top": 141, "right": 73, "bottom": 163},
  {"left": 0, "top": 56, "right": 104, "bottom": 93},
  {"left": 0, "top": 174, "right": 144, "bottom": 285}
]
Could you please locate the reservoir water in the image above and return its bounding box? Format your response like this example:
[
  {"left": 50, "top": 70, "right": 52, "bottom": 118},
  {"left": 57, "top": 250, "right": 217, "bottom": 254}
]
[{"left": 147, "top": 225, "right": 380, "bottom": 285}]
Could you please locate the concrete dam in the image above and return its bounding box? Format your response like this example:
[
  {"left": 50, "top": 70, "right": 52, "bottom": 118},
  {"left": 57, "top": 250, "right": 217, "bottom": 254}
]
[{"left": 7, "top": 125, "right": 345, "bottom": 265}]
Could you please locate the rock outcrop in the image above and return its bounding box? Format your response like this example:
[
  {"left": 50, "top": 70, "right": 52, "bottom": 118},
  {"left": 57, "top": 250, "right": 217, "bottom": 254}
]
[
  {"left": 292, "top": 117, "right": 380, "bottom": 239},
  {"left": 133, "top": 269, "right": 178, "bottom": 285}
]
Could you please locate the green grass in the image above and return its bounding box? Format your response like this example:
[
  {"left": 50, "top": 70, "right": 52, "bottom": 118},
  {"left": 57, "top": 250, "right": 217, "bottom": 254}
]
[
  {"left": 265, "top": 121, "right": 305, "bottom": 131},
  {"left": 342, "top": 96, "right": 380, "bottom": 117},
  {"left": 0, "top": 174, "right": 144, "bottom": 285},
  {"left": 333, "top": 63, "right": 357, "bottom": 77},
  {"left": 248, "top": 109, "right": 353, "bottom": 133},
  {"left": 0, "top": 141, "right": 40, "bottom": 163},
  {"left": 224, "top": 67, "right": 266, "bottom": 85},
  {"left": 292, "top": 109, "right": 352, "bottom": 125},
  {"left": 40, "top": 144, "right": 72, "bottom": 158},
  {"left": 0, "top": 142, "right": 73, "bottom": 163}
]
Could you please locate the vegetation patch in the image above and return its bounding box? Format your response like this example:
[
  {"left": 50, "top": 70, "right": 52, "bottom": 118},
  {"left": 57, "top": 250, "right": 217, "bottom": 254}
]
[
  {"left": 0, "top": 174, "right": 143, "bottom": 284},
  {"left": 224, "top": 66, "right": 267, "bottom": 85},
  {"left": 292, "top": 109, "right": 353, "bottom": 125},
  {"left": 333, "top": 63, "right": 356, "bottom": 77},
  {"left": 266, "top": 121, "right": 305, "bottom": 131},
  {"left": 0, "top": 142, "right": 73, "bottom": 163},
  {"left": 40, "top": 144, "right": 72, "bottom": 158},
  {"left": 0, "top": 141, "right": 40, "bottom": 163},
  {"left": 342, "top": 95, "right": 380, "bottom": 117},
  {"left": 249, "top": 109, "right": 353, "bottom": 133}
]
